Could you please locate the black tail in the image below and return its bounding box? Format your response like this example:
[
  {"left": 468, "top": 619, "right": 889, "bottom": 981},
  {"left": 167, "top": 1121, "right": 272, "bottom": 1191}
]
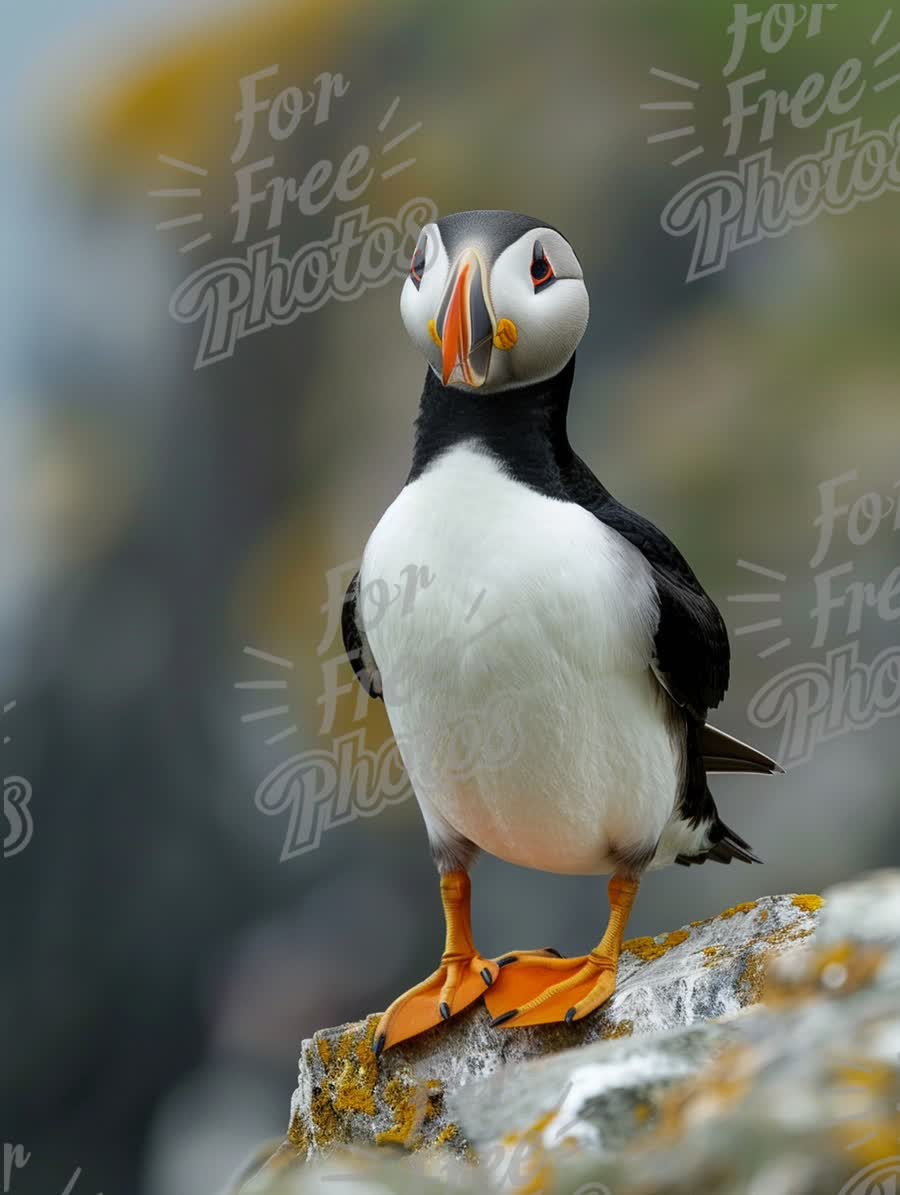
[{"left": 676, "top": 818, "right": 763, "bottom": 867}]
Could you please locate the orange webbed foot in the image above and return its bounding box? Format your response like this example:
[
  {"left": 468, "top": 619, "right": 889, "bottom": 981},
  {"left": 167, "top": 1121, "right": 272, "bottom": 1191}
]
[
  {"left": 484, "top": 873, "right": 639, "bottom": 1029},
  {"left": 485, "top": 952, "right": 618, "bottom": 1028},
  {"left": 373, "top": 952, "right": 499, "bottom": 1055}
]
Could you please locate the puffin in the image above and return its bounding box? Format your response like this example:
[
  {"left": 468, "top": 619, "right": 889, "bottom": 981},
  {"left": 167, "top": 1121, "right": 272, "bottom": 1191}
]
[{"left": 342, "top": 210, "right": 781, "bottom": 1056}]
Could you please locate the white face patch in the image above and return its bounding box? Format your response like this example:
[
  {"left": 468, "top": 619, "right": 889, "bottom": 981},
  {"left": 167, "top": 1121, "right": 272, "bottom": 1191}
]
[
  {"left": 400, "top": 221, "right": 590, "bottom": 394},
  {"left": 400, "top": 222, "right": 448, "bottom": 372},
  {"left": 486, "top": 228, "right": 590, "bottom": 391}
]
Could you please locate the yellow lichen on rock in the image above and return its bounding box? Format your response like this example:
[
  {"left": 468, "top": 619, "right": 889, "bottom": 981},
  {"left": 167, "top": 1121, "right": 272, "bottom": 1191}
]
[
  {"left": 791, "top": 894, "right": 825, "bottom": 914},
  {"left": 718, "top": 901, "right": 759, "bottom": 920},
  {"left": 623, "top": 929, "right": 690, "bottom": 962},
  {"left": 647, "top": 1042, "right": 756, "bottom": 1147},
  {"left": 829, "top": 1058, "right": 900, "bottom": 1165},
  {"left": 486, "top": 1109, "right": 557, "bottom": 1195},
  {"left": 738, "top": 946, "right": 772, "bottom": 1003},
  {"left": 603, "top": 1019, "right": 634, "bottom": 1039},
  {"left": 433, "top": 1124, "right": 459, "bottom": 1149},
  {"left": 308, "top": 1082, "right": 341, "bottom": 1150},
  {"left": 739, "top": 914, "right": 821, "bottom": 1002},
  {"left": 301, "top": 1017, "right": 382, "bottom": 1151},
  {"left": 286, "top": 1110, "right": 309, "bottom": 1153},
  {"left": 330, "top": 1019, "right": 380, "bottom": 1119},
  {"left": 375, "top": 1076, "right": 443, "bottom": 1149},
  {"left": 764, "top": 940, "right": 887, "bottom": 1005},
  {"left": 296, "top": 1016, "right": 466, "bottom": 1160}
]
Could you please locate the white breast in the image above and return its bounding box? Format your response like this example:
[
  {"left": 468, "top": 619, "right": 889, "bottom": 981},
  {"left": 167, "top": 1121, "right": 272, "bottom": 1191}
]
[{"left": 360, "top": 443, "right": 682, "bottom": 876}]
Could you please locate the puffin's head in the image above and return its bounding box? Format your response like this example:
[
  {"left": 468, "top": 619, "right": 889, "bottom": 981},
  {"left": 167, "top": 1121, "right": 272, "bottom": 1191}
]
[{"left": 400, "top": 210, "right": 589, "bottom": 393}]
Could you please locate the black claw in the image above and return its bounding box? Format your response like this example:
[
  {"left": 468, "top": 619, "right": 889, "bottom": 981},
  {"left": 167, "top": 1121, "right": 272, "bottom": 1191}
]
[
  {"left": 490, "top": 1009, "right": 519, "bottom": 1028},
  {"left": 544, "top": 946, "right": 563, "bottom": 958},
  {"left": 497, "top": 955, "right": 518, "bottom": 968},
  {"left": 481, "top": 968, "right": 494, "bottom": 987},
  {"left": 373, "top": 1032, "right": 386, "bottom": 1057},
  {"left": 439, "top": 1001, "right": 451, "bottom": 1021},
  {"left": 565, "top": 1007, "right": 577, "bottom": 1025}
]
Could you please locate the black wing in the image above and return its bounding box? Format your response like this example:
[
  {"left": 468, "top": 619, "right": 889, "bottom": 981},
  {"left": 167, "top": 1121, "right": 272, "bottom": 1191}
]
[
  {"left": 563, "top": 454, "right": 730, "bottom": 722},
  {"left": 341, "top": 571, "right": 382, "bottom": 700},
  {"left": 563, "top": 456, "right": 775, "bottom": 867}
]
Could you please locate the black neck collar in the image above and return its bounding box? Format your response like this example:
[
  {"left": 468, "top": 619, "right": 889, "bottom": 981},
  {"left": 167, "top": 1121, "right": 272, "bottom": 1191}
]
[{"left": 408, "top": 355, "right": 577, "bottom": 492}]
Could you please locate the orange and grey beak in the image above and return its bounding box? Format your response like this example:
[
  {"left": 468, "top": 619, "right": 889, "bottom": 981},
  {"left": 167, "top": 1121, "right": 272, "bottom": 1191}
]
[{"left": 435, "top": 249, "right": 496, "bottom": 388}]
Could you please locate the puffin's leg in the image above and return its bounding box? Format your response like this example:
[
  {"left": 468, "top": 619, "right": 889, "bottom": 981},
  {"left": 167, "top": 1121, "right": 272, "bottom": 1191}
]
[
  {"left": 372, "top": 869, "right": 499, "bottom": 1055},
  {"left": 484, "top": 874, "right": 639, "bottom": 1029}
]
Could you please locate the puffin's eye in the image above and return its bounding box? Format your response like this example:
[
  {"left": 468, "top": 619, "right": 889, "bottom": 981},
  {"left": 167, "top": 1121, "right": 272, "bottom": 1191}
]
[
  {"left": 410, "top": 239, "right": 427, "bottom": 289},
  {"left": 530, "top": 240, "right": 555, "bottom": 291}
]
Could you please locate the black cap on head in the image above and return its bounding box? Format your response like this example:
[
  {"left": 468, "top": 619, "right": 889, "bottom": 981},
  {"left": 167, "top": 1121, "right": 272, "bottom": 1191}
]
[{"left": 436, "top": 210, "right": 561, "bottom": 264}]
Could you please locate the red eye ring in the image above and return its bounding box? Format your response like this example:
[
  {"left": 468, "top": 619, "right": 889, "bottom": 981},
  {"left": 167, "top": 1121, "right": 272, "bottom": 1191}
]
[{"left": 530, "top": 240, "right": 555, "bottom": 291}]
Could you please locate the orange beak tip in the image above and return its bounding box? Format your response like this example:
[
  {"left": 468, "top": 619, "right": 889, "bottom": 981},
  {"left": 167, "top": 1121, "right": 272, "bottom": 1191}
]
[{"left": 441, "top": 262, "right": 471, "bottom": 387}]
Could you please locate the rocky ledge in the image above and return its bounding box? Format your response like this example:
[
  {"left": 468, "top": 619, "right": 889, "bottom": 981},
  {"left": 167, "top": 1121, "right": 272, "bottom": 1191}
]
[{"left": 239, "top": 871, "right": 900, "bottom": 1195}]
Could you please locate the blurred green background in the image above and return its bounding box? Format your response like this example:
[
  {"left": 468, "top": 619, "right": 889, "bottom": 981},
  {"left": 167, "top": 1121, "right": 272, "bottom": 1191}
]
[{"left": 2, "top": 1, "right": 899, "bottom": 1192}]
